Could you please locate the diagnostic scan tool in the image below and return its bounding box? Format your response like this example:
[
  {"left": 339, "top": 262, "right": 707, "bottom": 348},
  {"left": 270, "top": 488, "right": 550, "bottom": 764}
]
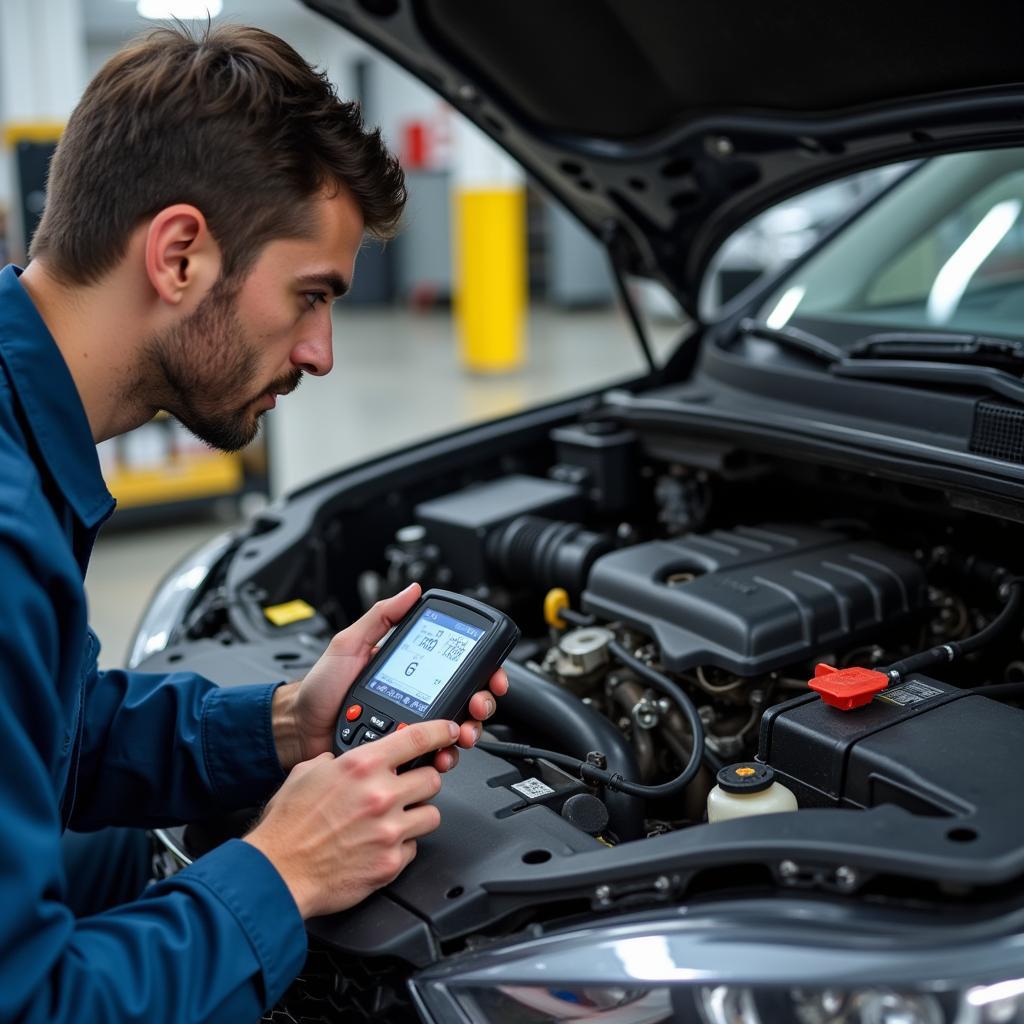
[{"left": 333, "top": 589, "right": 519, "bottom": 767}]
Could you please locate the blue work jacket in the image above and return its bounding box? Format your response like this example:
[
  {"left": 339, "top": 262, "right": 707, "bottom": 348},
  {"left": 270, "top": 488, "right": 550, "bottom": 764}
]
[{"left": 0, "top": 265, "right": 306, "bottom": 1022}]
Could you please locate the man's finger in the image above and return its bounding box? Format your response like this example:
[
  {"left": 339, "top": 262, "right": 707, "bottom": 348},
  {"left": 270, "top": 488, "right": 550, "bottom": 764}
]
[
  {"left": 330, "top": 583, "right": 421, "bottom": 658},
  {"left": 401, "top": 803, "right": 442, "bottom": 841},
  {"left": 397, "top": 764, "right": 445, "bottom": 805},
  {"left": 488, "top": 668, "right": 510, "bottom": 697},
  {"left": 377, "top": 718, "right": 458, "bottom": 769},
  {"left": 400, "top": 838, "right": 418, "bottom": 872},
  {"left": 456, "top": 720, "right": 482, "bottom": 750},
  {"left": 434, "top": 746, "right": 460, "bottom": 772},
  {"left": 467, "top": 690, "right": 497, "bottom": 722}
]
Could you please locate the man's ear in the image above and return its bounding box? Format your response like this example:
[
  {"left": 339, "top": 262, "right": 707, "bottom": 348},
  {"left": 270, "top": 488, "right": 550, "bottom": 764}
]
[{"left": 143, "top": 204, "right": 221, "bottom": 306}]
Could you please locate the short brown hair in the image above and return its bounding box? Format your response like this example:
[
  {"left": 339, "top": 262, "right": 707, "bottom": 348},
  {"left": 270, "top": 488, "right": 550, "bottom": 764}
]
[{"left": 31, "top": 22, "right": 406, "bottom": 285}]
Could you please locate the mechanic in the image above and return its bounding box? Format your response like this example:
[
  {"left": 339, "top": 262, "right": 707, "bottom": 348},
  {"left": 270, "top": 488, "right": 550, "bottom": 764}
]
[{"left": 0, "top": 22, "right": 507, "bottom": 1024}]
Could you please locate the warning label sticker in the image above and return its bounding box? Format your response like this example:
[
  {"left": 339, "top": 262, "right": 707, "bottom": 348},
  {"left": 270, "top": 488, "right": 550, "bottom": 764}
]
[
  {"left": 876, "top": 680, "right": 943, "bottom": 707},
  {"left": 511, "top": 778, "right": 556, "bottom": 800}
]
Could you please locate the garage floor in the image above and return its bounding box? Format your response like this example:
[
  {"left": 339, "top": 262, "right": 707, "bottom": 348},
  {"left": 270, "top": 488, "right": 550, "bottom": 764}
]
[{"left": 85, "top": 304, "right": 682, "bottom": 668}]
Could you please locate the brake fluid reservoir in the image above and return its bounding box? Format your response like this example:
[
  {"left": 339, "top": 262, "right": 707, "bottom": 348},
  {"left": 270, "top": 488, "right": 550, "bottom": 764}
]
[{"left": 707, "top": 762, "right": 798, "bottom": 822}]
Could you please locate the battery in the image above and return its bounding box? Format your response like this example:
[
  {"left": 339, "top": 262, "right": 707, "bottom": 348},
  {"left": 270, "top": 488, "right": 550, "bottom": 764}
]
[{"left": 758, "top": 675, "right": 1019, "bottom": 817}]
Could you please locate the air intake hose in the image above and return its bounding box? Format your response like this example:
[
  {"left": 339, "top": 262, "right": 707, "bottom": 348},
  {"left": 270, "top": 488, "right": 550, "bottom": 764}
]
[{"left": 487, "top": 515, "right": 612, "bottom": 593}]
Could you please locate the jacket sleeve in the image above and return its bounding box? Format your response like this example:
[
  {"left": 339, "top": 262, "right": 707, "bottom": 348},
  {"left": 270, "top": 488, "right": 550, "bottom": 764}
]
[
  {"left": 0, "top": 535, "right": 306, "bottom": 1023},
  {"left": 69, "top": 648, "right": 288, "bottom": 829}
]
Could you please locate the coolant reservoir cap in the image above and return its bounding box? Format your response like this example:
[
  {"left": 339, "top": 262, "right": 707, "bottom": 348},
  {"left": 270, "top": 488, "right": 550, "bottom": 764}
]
[{"left": 717, "top": 762, "right": 774, "bottom": 794}]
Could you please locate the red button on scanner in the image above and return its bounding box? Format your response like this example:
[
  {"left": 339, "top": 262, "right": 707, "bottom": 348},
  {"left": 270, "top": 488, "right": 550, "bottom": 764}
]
[
  {"left": 809, "top": 663, "right": 889, "bottom": 711},
  {"left": 345, "top": 704, "right": 362, "bottom": 722}
]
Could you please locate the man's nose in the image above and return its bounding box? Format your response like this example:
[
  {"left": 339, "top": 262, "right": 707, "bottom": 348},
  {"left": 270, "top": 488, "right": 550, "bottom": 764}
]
[{"left": 291, "top": 323, "right": 334, "bottom": 377}]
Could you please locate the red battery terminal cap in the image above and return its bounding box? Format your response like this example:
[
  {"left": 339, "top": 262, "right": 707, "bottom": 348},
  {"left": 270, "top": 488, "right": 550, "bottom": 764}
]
[{"left": 809, "top": 664, "right": 889, "bottom": 710}]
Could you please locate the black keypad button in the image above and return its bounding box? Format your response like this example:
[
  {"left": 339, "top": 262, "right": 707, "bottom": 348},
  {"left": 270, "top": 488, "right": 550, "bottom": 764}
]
[
  {"left": 351, "top": 725, "right": 367, "bottom": 745},
  {"left": 359, "top": 729, "right": 381, "bottom": 744},
  {"left": 368, "top": 712, "right": 393, "bottom": 733},
  {"left": 338, "top": 723, "right": 359, "bottom": 745}
]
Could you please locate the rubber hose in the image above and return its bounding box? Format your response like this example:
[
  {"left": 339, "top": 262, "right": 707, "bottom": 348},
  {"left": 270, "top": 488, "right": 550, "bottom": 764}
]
[
  {"left": 607, "top": 640, "right": 705, "bottom": 792},
  {"left": 885, "top": 578, "right": 1024, "bottom": 680},
  {"left": 558, "top": 606, "right": 705, "bottom": 795},
  {"left": 500, "top": 661, "right": 645, "bottom": 840}
]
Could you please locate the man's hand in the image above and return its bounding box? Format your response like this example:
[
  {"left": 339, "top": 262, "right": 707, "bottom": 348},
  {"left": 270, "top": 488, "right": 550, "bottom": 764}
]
[
  {"left": 271, "top": 583, "right": 509, "bottom": 772},
  {"left": 244, "top": 720, "right": 457, "bottom": 918}
]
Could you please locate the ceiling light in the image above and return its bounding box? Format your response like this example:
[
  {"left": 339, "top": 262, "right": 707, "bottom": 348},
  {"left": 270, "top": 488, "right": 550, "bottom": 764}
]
[
  {"left": 136, "top": 0, "right": 224, "bottom": 19},
  {"left": 765, "top": 284, "right": 806, "bottom": 329},
  {"left": 927, "top": 198, "right": 1021, "bottom": 324}
]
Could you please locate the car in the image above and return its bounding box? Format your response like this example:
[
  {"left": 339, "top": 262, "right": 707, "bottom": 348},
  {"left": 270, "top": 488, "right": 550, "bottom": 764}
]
[{"left": 133, "top": 3, "right": 1024, "bottom": 1022}]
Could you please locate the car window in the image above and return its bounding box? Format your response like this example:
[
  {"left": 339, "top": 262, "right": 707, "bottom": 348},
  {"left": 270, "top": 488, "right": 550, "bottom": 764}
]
[
  {"left": 864, "top": 169, "right": 1024, "bottom": 315},
  {"left": 759, "top": 148, "right": 1024, "bottom": 337},
  {"left": 699, "top": 167, "right": 904, "bottom": 321}
]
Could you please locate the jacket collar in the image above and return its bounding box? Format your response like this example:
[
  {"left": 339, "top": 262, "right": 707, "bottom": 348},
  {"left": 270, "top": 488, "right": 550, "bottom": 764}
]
[{"left": 0, "top": 265, "right": 114, "bottom": 528}]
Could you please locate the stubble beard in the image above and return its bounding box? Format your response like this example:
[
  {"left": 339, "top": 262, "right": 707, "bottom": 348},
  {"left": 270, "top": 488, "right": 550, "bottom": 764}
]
[{"left": 141, "top": 277, "right": 302, "bottom": 453}]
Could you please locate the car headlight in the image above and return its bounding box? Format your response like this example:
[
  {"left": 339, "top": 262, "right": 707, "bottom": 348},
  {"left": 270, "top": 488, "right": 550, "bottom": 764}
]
[
  {"left": 408, "top": 899, "right": 1024, "bottom": 1024},
  {"left": 127, "top": 530, "right": 235, "bottom": 668}
]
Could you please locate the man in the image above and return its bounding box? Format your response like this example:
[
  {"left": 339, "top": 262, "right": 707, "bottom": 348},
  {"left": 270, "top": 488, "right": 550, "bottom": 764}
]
[{"left": 0, "top": 22, "right": 507, "bottom": 1023}]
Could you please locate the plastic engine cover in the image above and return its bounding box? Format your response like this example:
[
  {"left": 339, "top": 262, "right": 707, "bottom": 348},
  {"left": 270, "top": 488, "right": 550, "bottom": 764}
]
[{"left": 582, "top": 524, "right": 926, "bottom": 675}]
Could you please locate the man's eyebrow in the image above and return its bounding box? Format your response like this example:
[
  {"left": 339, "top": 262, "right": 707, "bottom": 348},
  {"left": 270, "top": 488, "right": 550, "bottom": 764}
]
[{"left": 295, "top": 272, "right": 350, "bottom": 299}]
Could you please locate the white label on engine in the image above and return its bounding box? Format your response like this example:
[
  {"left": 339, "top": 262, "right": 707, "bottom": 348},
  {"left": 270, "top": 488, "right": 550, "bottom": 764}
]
[
  {"left": 876, "top": 680, "right": 943, "bottom": 706},
  {"left": 511, "top": 778, "right": 556, "bottom": 800}
]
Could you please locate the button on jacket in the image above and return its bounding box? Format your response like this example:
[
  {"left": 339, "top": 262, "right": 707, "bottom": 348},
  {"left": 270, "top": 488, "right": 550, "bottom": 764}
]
[{"left": 0, "top": 265, "right": 306, "bottom": 1023}]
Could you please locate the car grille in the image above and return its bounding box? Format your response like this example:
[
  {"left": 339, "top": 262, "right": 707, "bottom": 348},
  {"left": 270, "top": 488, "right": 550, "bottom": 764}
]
[{"left": 263, "top": 942, "right": 419, "bottom": 1024}]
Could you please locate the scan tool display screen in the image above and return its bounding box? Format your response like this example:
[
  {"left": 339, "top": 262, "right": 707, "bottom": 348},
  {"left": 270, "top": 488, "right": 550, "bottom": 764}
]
[{"left": 365, "top": 608, "right": 484, "bottom": 717}]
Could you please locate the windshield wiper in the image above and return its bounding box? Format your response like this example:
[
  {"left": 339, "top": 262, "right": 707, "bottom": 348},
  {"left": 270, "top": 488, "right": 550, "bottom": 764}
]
[
  {"left": 737, "top": 319, "right": 1024, "bottom": 405},
  {"left": 737, "top": 318, "right": 845, "bottom": 363},
  {"left": 849, "top": 331, "right": 1024, "bottom": 369},
  {"left": 740, "top": 320, "right": 1024, "bottom": 368}
]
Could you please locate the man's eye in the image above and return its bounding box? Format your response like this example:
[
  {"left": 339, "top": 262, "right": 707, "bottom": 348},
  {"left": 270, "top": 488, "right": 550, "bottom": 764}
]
[{"left": 305, "top": 292, "right": 328, "bottom": 309}]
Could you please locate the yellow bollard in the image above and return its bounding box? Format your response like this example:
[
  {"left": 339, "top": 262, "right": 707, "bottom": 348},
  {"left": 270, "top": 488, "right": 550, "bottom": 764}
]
[{"left": 454, "top": 185, "right": 526, "bottom": 373}]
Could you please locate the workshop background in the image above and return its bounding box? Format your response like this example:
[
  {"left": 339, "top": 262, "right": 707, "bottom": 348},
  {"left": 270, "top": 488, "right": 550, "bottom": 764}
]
[{"left": 0, "top": 0, "right": 880, "bottom": 668}]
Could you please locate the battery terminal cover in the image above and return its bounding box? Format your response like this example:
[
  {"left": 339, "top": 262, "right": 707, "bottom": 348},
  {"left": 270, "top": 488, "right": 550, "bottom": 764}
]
[
  {"left": 809, "top": 663, "right": 889, "bottom": 711},
  {"left": 263, "top": 599, "right": 317, "bottom": 627}
]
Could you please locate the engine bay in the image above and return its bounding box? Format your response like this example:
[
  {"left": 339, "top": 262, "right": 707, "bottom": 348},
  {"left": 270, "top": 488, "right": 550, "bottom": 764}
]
[{"left": 139, "top": 402, "right": 1024, "bottom": 1011}]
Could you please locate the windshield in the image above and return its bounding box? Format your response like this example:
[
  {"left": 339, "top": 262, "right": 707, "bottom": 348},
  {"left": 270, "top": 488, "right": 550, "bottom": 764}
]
[{"left": 759, "top": 148, "right": 1024, "bottom": 339}]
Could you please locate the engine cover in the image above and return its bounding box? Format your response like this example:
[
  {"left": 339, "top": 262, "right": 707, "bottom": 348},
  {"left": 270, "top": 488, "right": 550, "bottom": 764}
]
[{"left": 582, "top": 524, "right": 927, "bottom": 675}]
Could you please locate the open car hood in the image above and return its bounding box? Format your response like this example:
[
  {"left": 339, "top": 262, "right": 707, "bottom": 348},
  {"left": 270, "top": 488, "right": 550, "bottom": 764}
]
[{"left": 304, "top": 0, "right": 1024, "bottom": 319}]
